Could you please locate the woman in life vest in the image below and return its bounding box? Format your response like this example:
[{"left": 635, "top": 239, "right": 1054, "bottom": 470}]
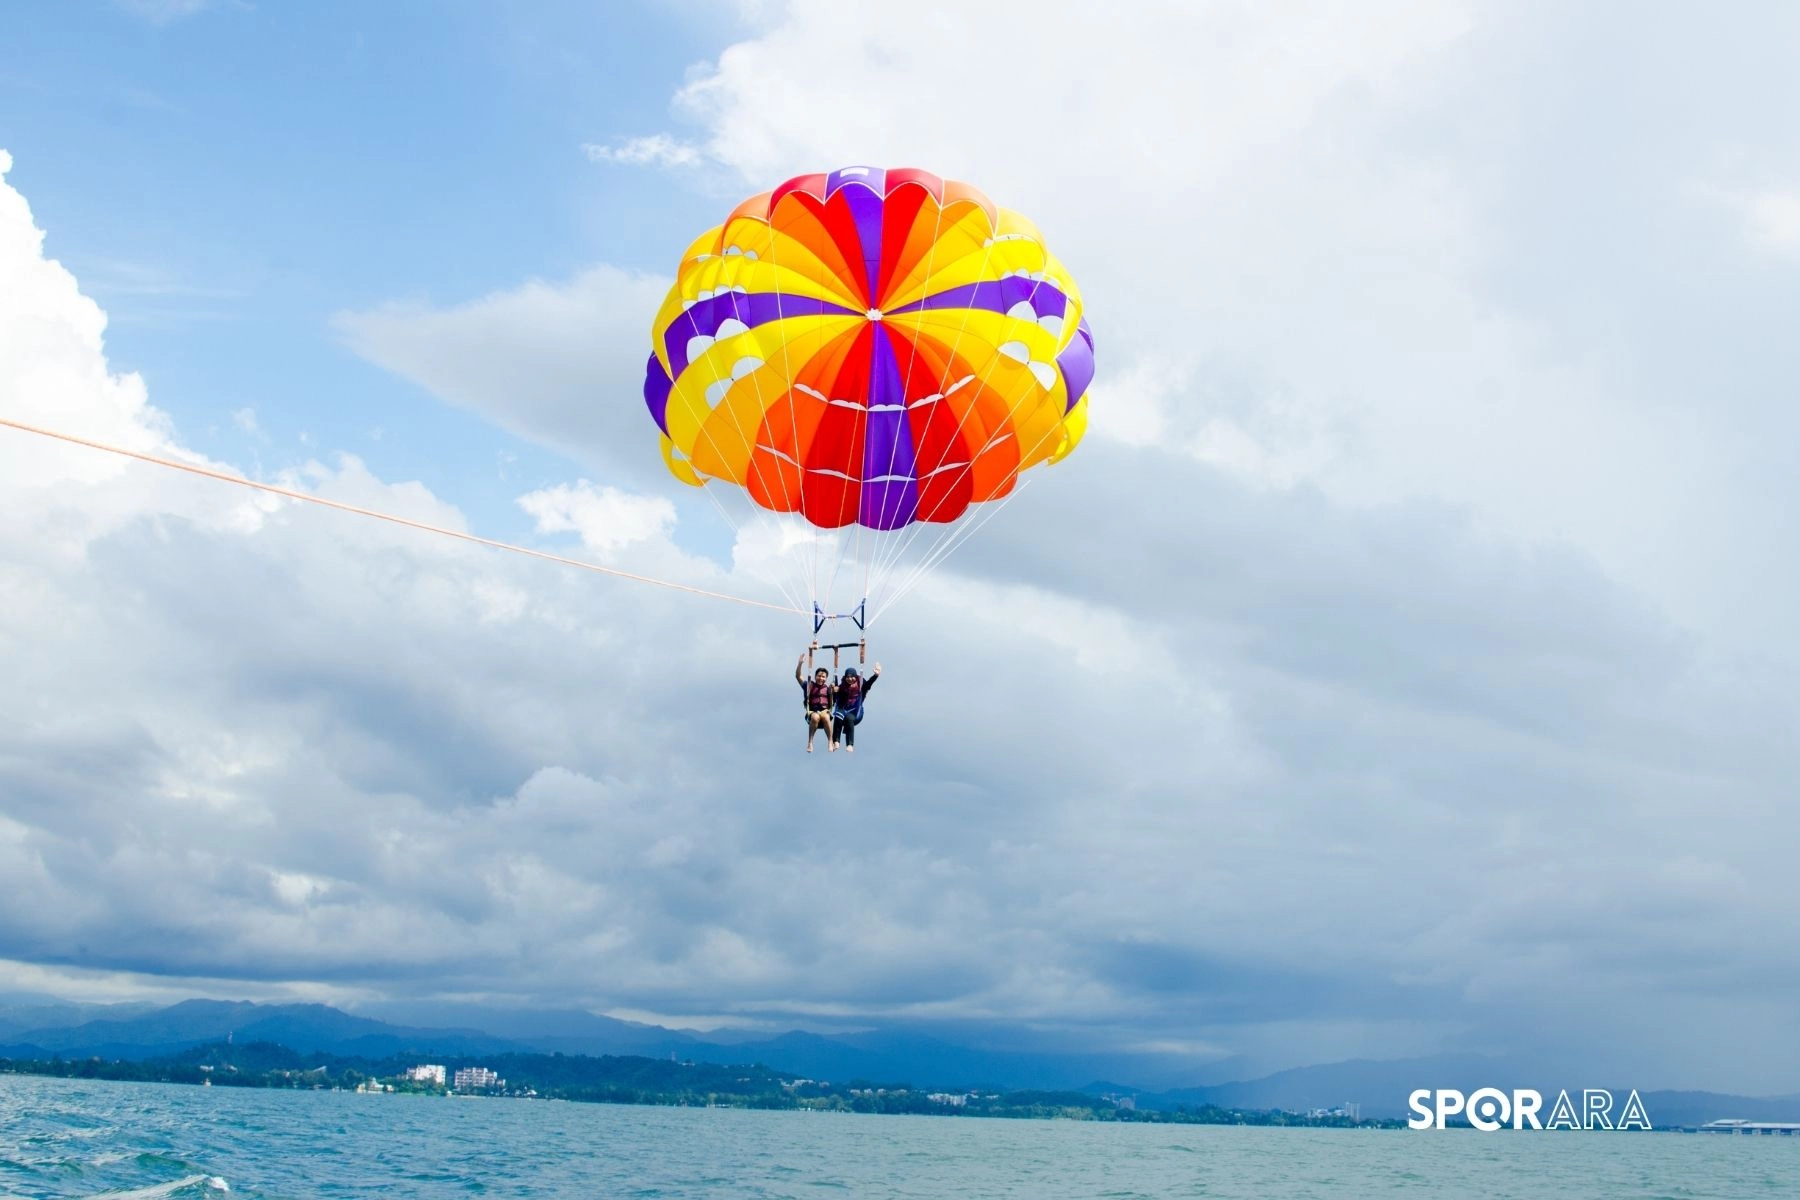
[
  {"left": 796, "top": 656, "right": 836, "bottom": 753},
  {"left": 830, "top": 663, "right": 881, "bottom": 753}
]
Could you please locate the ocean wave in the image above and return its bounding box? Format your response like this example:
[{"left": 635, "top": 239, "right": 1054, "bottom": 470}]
[{"left": 82, "top": 1174, "right": 229, "bottom": 1199}]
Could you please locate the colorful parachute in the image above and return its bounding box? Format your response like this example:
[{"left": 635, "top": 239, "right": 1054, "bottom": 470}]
[{"left": 643, "top": 166, "right": 1093, "bottom": 624}]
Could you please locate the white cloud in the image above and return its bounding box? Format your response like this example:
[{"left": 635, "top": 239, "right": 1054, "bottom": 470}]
[
  {"left": 10, "top": 0, "right": 1800, "bottom": 1097},
  {"left": 664, "top": 0, "right": 1798, "bottom": 654},
  {"left": 0, "top": 151, "right": 263, "bottom": 534},
  {"left": 332, "top": 266, "right": 671, "bottom": 487},
  {"left": 581, "top": 135, "right": 705, "bottom": 168},
  {"left": 1089, "top": 359, "right": 1339, "bottom": 490},
  {"left": 1743, "top": 189, "right": 1800, "bottom": 255},
  {"left": 1703, "top": 183, "right": 1800, "bottom": 260},
  {"left": 517, "top": 480, "right": 676, "bottom": 559}
]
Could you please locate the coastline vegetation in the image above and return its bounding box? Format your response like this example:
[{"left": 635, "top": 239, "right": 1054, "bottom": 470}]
[{"left": 0, "top": 1041, "right": 1401, "bottom": 1128}]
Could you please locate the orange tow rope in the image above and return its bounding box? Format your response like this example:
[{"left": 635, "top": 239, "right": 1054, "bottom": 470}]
[{"left": 0, "top": 415, "right": 804, "bottom": 616}]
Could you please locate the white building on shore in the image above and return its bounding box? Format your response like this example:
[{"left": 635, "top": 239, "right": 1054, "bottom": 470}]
[
  {"left": 453, "top": 1066, "right": 503, "bottom": 1091},
  {"left": 406, "top": 1064, "right": 447, "bottom": 1086}
]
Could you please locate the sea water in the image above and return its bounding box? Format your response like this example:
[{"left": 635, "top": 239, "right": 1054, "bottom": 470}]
[{"left": 2, "top": 1074, "right": 1796, "bottom": 1199}]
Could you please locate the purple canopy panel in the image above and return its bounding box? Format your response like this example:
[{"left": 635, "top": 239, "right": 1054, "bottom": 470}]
[
  {"left": 827, "top": 167, "right": 887, "bottom": 304},
  {"left": 889, "top": 278, "right": 1069, "bottom": 320},
  {"left": 1056, "top": 319, "right": 1096, "bottom": 412},
  {"left": 663, "top": 292, "right": 854, "bottom": 377},
  {"left": 643, "top": 353, "right": 673, "bottom": 434},
  {"left": 859, "top": 323, "right": 919, "bottom": 530}
]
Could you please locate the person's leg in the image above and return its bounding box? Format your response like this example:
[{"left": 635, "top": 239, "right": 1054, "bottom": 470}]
[
  {"left": 806, "top": 711, "right": 822, "bottom": 752},
  {"left": 828, "top": 712, "right": 840, "bottom": 751},
  {"left": 841, "top": 716, "right": 855, "bottom": 750}
]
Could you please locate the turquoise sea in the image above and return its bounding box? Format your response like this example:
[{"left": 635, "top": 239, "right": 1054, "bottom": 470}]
[{"left": 2, "top": 1074, "right": 1796, "bottom": 1199}]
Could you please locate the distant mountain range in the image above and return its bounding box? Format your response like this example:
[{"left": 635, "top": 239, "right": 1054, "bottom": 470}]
[
  {"left": 0, "top": 998, "right": 517, "bottom": 1062},
  {"left": 0, "top": 997, "right": 1198, "bottom": 1093},
  {"left": 3, "top": 995, "right": 1795, "bottom": 1126}
]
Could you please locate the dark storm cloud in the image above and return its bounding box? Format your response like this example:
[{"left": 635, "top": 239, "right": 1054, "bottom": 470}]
[{"left": 6, "top": 392, "right": 1794, "bottom": 1089}]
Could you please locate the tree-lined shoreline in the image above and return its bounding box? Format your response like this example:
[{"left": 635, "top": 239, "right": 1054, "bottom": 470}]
[{"left": 1, "top": 1041, "right": 1400, "bottom": 1127}]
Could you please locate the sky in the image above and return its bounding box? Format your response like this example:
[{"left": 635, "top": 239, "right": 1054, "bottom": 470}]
[{"left": 2, "top": 0, "right": 1799, "bottom": 1094}]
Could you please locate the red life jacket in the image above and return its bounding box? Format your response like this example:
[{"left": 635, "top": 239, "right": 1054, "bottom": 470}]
[
  {"left": 807, "top": 677, "right": 833, "bottom": 710},
  {"left": 837, "top": 675, "right": 862, "bottom": 710}
]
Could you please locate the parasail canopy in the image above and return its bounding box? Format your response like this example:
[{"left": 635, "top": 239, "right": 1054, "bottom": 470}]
[{"left": 643, "top": 166, "right": 1093, "bottom": 623}]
